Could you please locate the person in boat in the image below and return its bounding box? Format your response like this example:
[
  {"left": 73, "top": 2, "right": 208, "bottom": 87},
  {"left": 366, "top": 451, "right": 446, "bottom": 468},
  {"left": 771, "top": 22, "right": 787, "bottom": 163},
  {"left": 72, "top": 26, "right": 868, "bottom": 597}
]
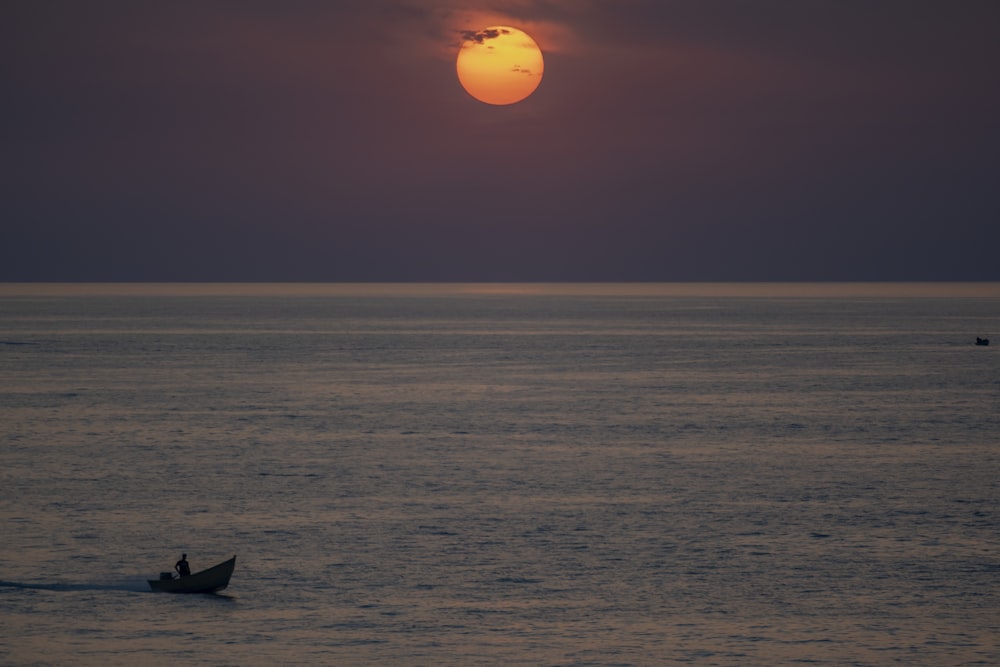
[{"left": 175, "top": 554, "right": 191, "bottom": 577}]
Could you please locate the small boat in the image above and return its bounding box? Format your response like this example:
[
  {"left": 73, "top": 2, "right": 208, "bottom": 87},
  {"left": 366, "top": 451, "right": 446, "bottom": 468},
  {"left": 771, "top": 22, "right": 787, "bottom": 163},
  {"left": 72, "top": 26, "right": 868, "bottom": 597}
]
[
  {"left": 148, "top": 556, "right": 236, "bottom": 594},
  {"left": 976, "top": 337, "right": 990, "bottom": 346}
]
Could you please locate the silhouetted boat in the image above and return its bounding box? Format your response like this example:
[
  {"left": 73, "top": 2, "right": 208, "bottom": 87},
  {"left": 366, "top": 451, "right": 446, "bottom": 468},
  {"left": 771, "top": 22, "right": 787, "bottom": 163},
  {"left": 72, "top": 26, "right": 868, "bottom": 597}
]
[
  {"left": 148, "top": 556, "right": 236, "bottom": 593},
  {"left": 976, "top": 337, "right": 990, "bottom": 346}
]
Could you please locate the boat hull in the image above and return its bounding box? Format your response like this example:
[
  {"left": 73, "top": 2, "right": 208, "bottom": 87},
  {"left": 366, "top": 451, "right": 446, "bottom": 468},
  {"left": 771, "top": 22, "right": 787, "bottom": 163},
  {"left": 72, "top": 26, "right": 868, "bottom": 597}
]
[{"left": 148, "top": 556, "right": 236, "bottom": 593}]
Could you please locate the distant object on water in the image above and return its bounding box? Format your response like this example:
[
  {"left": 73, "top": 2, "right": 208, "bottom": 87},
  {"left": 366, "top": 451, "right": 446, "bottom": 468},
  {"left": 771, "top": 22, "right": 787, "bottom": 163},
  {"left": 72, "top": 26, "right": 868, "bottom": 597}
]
[
  {"left": 148, "top": 555, "right": 236, "bottom": 593},
  {"left": 976, "top": 337, "right": 990, "bottom": 346}
]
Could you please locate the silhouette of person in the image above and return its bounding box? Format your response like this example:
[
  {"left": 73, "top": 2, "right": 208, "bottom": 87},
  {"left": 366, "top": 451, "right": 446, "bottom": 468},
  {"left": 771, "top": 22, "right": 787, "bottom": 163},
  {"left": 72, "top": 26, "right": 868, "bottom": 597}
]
[{"left": 175, "top": 554, "right": 191, "bottom": 577}]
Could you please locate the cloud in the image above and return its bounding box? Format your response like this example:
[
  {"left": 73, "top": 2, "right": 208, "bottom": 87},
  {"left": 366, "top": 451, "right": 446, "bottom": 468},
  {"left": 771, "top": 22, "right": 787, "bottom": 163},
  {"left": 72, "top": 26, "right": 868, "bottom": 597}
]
[{"left": 459, "top": 27, "right": 510, "bottom": 44}]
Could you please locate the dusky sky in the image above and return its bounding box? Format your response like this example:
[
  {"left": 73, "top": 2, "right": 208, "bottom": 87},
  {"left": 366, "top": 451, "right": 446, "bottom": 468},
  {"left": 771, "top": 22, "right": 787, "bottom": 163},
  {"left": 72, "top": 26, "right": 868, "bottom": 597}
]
[{"left": 3, "top": 1, "right": 998, "bottom": 282}]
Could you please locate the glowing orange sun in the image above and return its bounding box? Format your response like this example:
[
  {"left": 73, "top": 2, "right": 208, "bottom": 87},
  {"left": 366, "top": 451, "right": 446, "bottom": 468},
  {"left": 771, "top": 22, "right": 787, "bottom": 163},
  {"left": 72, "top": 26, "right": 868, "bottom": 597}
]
[{"left": 456, "top": 26, "right": 544, "bottom": 105}]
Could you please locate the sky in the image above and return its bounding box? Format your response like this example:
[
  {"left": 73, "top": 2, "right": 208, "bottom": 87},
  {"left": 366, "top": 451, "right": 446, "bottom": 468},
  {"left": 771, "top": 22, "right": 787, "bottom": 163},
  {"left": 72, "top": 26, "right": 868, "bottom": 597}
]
[{"left": 3, "top": 0, "right": 999, "bottom": 282}]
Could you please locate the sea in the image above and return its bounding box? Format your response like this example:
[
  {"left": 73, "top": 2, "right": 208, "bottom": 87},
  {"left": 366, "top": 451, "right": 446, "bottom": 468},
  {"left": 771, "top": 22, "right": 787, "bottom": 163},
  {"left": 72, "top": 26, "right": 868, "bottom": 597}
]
[{"left": 1, "top": 282, "right": 998, "bottom": 666}]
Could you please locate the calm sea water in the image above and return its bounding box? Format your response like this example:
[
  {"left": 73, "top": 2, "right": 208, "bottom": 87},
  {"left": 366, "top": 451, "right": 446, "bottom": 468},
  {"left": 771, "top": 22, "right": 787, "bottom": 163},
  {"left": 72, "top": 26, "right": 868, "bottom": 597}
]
[{"left": 2, "top": 283, "right": 998, "bottom": 666}]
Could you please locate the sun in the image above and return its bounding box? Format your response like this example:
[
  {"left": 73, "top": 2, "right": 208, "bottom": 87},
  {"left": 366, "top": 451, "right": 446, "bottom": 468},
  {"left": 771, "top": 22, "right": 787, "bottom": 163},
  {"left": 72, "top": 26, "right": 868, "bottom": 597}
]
[{"left": 456, "top": 26, "right": 544, "bottom": 106}]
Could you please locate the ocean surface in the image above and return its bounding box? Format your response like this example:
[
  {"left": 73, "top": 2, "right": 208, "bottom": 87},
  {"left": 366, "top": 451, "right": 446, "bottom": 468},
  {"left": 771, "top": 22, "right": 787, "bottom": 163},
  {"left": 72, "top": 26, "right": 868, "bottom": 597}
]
[{"left": 1, "top": 283, "right": 998, "bottom": 666}]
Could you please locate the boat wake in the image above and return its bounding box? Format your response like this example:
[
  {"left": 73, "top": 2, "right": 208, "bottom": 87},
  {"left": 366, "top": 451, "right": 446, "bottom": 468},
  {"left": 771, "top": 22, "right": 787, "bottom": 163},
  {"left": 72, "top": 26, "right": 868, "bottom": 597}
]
[{"left": 0, "top": 578, "right": 149, "bottom": 592}]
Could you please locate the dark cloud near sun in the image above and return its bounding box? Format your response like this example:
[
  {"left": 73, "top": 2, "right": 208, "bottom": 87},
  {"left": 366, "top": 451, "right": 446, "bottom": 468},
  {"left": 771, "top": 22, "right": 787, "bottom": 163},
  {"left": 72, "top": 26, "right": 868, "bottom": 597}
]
[{"left": 459, "top": 27, "right": 510, "bottom": 44}]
